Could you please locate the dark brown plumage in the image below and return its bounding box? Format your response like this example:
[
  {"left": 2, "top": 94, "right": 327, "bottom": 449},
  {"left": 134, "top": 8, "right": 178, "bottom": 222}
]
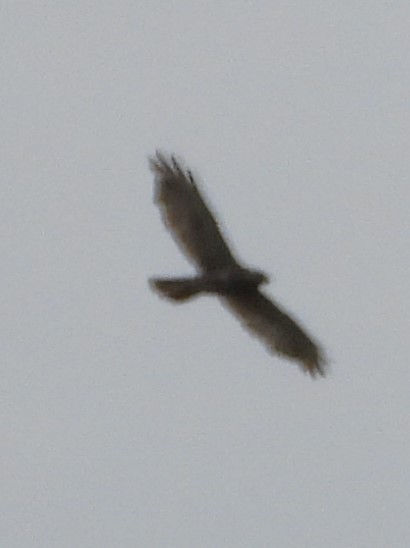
[{"left": 149, "top": 151, "right": 327, "bottom": 377}]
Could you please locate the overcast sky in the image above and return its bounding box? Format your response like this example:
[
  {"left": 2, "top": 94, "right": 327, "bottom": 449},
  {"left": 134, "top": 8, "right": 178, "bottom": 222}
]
[{"left": 2, "top": 2, "right": 410, "bottom": 547}]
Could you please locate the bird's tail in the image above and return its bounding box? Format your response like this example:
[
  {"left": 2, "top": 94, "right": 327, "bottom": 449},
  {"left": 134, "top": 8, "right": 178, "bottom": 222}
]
[{"left": 149, "top": 277, "right": 204, "bottom": 301}]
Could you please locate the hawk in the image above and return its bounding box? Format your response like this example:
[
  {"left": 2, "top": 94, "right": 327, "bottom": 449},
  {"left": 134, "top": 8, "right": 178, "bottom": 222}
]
[{"left": 149, "top": 152, "right": 327, "bottom": 377}]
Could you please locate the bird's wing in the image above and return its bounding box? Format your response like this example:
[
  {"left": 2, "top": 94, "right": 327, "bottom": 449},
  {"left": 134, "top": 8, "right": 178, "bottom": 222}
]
[
  {"left": 149, "top": 152, "right": 239, "bottom": 272},
  {"left": 223, "top": 290, "right": 327, "bottom": 377}
]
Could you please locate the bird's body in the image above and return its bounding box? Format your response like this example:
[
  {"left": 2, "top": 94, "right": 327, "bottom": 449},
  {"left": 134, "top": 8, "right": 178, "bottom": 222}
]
[{"left": 149, "top": 152, "right": 327, "bottom": 377}]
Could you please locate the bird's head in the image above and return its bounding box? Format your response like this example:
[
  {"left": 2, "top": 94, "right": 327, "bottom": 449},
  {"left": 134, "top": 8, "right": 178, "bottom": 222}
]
[{"left": 247, "top": 269, "right": 269, "bottom": 286}]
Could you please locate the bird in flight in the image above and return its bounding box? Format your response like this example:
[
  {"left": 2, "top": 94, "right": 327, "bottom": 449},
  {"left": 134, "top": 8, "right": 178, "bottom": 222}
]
[{"left": 149, "top": 152, "right": 327, "bottom": 377}]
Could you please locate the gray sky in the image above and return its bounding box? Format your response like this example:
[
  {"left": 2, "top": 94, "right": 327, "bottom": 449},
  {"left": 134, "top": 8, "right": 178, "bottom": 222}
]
[{"left": 2, "top": 2, "right": 410, "bottom": 547}]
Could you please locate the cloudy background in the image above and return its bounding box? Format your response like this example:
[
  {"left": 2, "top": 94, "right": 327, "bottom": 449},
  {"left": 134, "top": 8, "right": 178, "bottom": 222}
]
[{"left": 2, "top": 2, "right": 410, "bottom": 547}]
